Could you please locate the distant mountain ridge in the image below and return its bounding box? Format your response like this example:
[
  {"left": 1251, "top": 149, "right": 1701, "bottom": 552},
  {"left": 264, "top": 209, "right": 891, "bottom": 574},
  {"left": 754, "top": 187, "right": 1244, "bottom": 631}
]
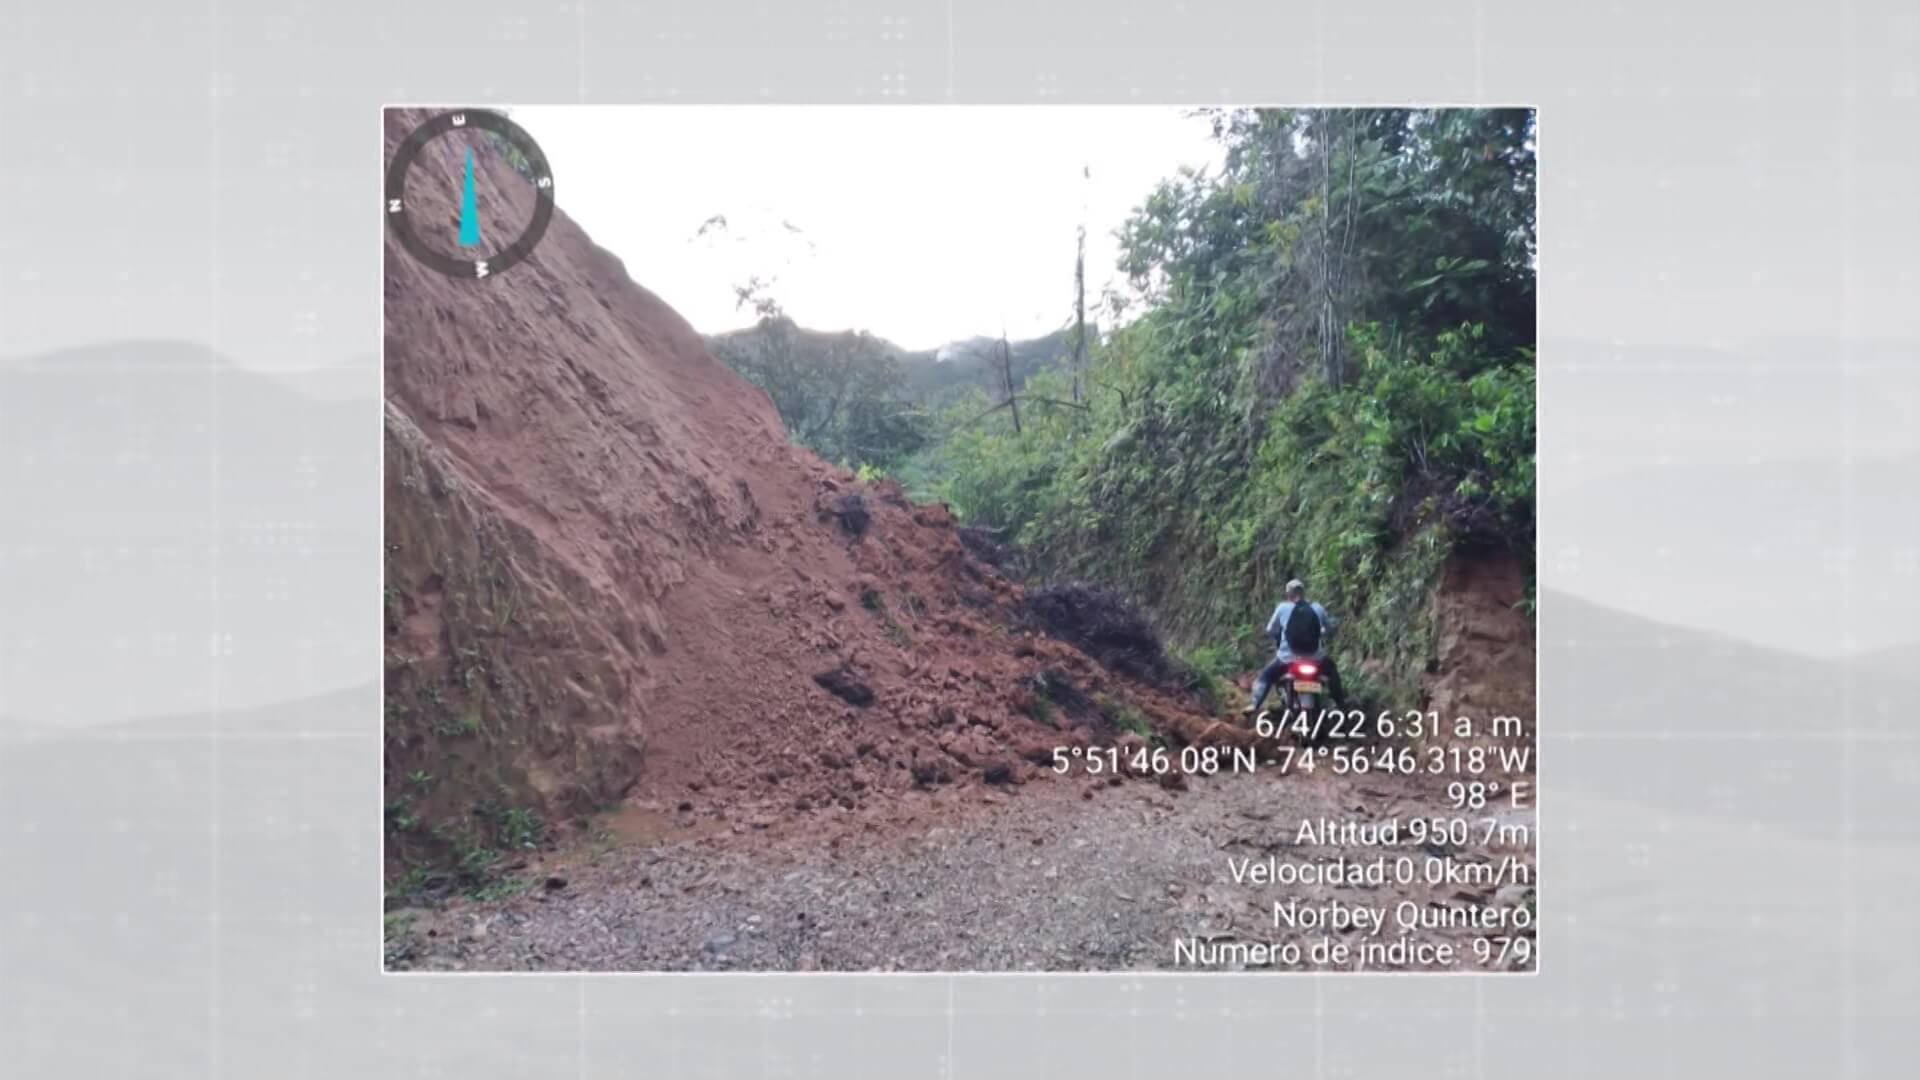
[
  {"left": 1550, "top": 452, "right": 1920, "bottom": 657},
  {"left": 703, "top": 321, "right": 1078, "bottom": 407},
  {"left": 2, "top": 339, "right": 376, "bottom": 404},
  {"left": 0, "top": 338, "right": 377, "bottom": 724}
]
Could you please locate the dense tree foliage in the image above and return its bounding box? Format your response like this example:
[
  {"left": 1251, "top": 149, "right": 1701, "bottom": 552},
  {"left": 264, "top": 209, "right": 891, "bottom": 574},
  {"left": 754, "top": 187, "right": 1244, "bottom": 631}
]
[
  {"left": 931, "top": 108, "right": 1535, "bottom": 700},
  {"left": 706, "top": 285, "right": 932, "bottom": 472},
  {"left": 705, "top": 310, "right": 1077, "bottom": 476}
]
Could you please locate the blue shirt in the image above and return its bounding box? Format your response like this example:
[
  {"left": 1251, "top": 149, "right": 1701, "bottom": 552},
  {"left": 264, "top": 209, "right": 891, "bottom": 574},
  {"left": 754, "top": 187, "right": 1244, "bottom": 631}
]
[{"left": 1265, "top": 600, "right": 1333, "bottom": 662}]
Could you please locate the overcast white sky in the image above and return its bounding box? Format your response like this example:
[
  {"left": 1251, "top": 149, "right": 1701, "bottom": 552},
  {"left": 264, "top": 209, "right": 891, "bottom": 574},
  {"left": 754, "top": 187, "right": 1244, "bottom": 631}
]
[{"left": 513, "top": 106, "right": 1224, "bottom": 351}]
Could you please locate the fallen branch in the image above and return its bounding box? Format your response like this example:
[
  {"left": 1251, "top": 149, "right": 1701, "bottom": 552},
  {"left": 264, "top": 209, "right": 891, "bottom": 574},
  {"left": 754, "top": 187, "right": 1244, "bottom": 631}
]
[
  {"left": 1021, "top": 395, "right": 1092, "bottom": 413},
  {"left": 950, "top": 398, "right": 1014, "bottom": 431}
]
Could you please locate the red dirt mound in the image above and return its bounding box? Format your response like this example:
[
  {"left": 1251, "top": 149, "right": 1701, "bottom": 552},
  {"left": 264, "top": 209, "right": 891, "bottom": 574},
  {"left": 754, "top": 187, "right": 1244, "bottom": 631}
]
[
  {"left": 380, "top": 109, "right": 1216, "bottom": 880},
  {"left": 1424, "top": 550, "right": 1536, "bottom": 746}
]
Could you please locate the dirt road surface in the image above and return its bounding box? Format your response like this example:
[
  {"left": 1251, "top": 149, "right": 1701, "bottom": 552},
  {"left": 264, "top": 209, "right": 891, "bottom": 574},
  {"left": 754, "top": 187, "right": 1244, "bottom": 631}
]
[{"left": 386, "top": 764, "right": 1537, "bottom": 973}]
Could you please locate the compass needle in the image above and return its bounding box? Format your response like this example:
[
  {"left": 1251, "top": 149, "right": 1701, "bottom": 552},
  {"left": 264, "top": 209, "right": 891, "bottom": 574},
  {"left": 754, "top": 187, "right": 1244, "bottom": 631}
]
[{"left": 458, "top": 150, "right": 481, "bottom": 248}]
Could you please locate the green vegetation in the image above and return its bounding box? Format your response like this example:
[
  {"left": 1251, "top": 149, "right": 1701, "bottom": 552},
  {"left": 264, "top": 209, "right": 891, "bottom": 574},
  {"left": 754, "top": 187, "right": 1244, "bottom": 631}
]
[
  {"left": 925, "top": 111, "right": 1528, "bottom": 699},
  {"left": 930, "top": 108, "right": 1535, "bottom": 700},
  {"left": 1094, "top": 693, "right": 1155, "bottom": 740},
  {"left": 1177, "top": 644, "right": 1240, "bottom": 713},
  {"left": 703, "top": 109, "right": 1533, "bottom": 702},
  {"left": 384, "top": 800, "right": 546, "bottom": 907},
  {"left": 706, "top": 283, "right": 933, "bottom": 473},
  {"left": 485, "top": 803, "right": 546, "bottom": 851},
  {"left": 705, "top": 307, "right": 1077, "bottom": 493}
]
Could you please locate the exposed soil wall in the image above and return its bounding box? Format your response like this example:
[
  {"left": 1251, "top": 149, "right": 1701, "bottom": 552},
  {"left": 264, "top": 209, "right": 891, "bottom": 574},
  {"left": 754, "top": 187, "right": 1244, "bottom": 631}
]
[{"left": 1423, "top": 549, "right": 1536, "bottom": 747}]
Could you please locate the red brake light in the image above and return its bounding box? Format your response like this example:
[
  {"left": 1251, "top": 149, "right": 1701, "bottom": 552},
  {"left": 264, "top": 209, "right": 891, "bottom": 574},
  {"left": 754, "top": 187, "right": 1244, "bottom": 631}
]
[{"left": 1296, "top": 663, "right": 1318, "bottom": 676}]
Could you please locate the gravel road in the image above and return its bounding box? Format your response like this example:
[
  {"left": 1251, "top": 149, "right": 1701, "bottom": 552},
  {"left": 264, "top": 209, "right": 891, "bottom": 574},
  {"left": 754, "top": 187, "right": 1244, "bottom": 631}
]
[{"left": 386, "top": 764, "right": 1537, "bottom": 973}]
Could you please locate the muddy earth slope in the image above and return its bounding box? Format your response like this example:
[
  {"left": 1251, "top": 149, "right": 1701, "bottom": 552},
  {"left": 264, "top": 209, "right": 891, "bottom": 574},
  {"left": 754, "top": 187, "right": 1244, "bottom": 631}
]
[{"left": 382, "top": 108, "right": 1232, "bottom": 886}]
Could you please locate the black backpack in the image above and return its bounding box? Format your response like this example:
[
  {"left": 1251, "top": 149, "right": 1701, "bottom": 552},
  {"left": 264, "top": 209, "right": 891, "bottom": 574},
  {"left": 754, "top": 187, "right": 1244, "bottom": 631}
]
[{"left": 1283, "top": 602, "right": 1322, "bottom": 655}]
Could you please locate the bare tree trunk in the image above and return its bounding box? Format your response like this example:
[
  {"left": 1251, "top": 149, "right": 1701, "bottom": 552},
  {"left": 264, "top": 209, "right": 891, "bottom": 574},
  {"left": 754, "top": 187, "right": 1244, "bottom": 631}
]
[
  {"left": 1000, "top": 334, "right": 1022, "bottom": 435},
  {"left": 1073, "top": 222, "right": 1087, "bottom": 405},
  {"left": 1073, "top": 161, "right": 1090, "bottom": 405},
  {"left": 1317, "top": 114, "right": 1346, "bottom": 389}
]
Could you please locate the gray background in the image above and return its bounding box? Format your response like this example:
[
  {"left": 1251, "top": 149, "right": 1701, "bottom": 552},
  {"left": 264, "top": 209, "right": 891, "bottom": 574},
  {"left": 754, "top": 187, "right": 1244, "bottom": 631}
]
[{"left": 2, "top": 0, "right": 1917, "bottom": 1075}]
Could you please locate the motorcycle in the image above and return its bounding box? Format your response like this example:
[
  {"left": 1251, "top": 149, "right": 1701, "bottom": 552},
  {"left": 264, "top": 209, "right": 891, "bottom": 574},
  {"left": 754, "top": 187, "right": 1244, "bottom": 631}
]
[{"left": 1279, "top": 657, "right": 1329, "bottom": 718}]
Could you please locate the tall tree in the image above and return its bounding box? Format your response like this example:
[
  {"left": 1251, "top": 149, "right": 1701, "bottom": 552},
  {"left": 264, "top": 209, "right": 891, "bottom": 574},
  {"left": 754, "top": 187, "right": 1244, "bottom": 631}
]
[{"left": 1072, "top": 163, "right": 1090, "bottom": 404}]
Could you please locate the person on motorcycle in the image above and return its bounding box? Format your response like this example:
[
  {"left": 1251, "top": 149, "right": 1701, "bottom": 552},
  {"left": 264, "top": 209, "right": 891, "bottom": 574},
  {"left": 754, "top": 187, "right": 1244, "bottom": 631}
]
[{"left": 1243, "top": 579, "right": 1344, "bottom": 715}]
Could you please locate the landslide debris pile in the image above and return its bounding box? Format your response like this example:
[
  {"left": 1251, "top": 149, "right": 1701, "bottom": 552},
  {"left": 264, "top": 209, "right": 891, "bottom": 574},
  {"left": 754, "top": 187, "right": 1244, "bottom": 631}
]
[
  {"left": 381, "top": 109, "right": 1218, "bottom": 888},
  {"left": 1020, "top": 583, "right": 1189, "bottom": 688}
]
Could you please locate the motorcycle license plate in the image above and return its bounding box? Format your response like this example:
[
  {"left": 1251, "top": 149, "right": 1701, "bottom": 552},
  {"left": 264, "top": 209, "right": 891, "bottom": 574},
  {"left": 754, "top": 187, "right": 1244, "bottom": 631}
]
[{"left": 1293, "top": 681, "right": 1323, "bottom": 694}]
